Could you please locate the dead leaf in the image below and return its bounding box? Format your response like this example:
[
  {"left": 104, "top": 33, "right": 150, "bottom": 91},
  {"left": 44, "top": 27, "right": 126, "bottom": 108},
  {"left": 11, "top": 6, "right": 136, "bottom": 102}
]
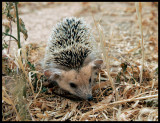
[{"left": 19, "top": 18, "right": 28, "bottom": 40}]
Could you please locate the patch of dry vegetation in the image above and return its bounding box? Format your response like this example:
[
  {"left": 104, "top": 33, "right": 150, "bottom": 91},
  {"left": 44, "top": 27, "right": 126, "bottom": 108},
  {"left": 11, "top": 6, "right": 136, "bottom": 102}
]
[{"left": 2, "top": 2, "right": 158, "bottom": 121}]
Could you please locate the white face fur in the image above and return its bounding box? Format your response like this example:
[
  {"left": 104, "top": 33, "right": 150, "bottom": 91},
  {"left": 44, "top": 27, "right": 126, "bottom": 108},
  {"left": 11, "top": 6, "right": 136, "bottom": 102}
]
[{"left": 44, "top": 59, "right": 103, "bottom": 100}]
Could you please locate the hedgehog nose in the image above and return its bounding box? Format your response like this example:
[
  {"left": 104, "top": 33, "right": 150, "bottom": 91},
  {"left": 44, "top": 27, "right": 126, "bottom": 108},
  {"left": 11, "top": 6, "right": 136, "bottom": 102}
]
[{"left": 87, "top": 94, "right": 93, "bottom": 101}]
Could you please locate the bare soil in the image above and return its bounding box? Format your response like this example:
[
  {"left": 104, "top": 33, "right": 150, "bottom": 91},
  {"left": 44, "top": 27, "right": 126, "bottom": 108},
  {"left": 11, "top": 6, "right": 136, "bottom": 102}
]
[{"left": 2, "top": 2, "right": 158, "bottom": 121}]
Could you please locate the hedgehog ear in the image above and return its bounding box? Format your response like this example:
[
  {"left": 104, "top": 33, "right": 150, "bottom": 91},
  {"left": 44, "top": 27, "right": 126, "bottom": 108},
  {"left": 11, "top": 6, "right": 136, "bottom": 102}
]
[
  {"left": 83, "top": 52, "right": 98, "bottom": 66},
  {"left": 91, "top": 59, "right": 104, "bottom": 70},
  {"left": 44, "top": 69, "right": 62, "bottom": 80}
]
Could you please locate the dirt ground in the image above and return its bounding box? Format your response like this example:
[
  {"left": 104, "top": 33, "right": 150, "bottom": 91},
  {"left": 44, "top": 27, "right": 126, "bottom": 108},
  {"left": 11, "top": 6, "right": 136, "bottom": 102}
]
[
  {"left": 8, "top": 2, "right": 158, "bottom": 68},
  {"left": 2, "top": 2, "right": 158, "bottom": 121}
]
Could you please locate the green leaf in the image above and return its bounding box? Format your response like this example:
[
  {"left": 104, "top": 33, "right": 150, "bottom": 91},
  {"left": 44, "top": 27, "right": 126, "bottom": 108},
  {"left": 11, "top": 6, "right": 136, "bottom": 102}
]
[
  {"left": 5, "top": 25, "right": 10, "bottom": 34},
  {"left": 155, "top": 67, "right": 158, "bottom": 74},
  {"left": 2, "top": 42, "right": 8, "bottom": 50},
  {"left": 5, "top": 2, "right": 16, "bottom": 22},
  {"left": 27, "top": 61, "right": 35, "bottom": 70},
  {"left": 121, "top": 62, "right": 128, "bottom": 72},
  {"left": 2, "top": 22, "right": 10, "bottom": 34}
]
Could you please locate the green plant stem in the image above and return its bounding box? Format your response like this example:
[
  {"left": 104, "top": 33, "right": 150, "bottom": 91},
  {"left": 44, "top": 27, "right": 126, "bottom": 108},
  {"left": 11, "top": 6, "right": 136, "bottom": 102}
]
[
  {"left": 15, "top": 2, "right": 21, "bottom": 48},
  {"left": 7, "top": 21, "right": 12, "bottom": 54},
  {"left": 3, "top": 32, "right": 18, "bottom": 42}
]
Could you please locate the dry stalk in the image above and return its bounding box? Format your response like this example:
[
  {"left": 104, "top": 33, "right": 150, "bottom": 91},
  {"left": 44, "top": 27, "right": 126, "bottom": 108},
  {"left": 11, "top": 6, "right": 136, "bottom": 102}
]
[
  {"left": 132, "top": 90, "right": 158, "bottom": 99},
  {"left": 80, "top": 94, "right": 158, "bottom": 120},
  {"left": 2, "top": 86, "right": 21, "bottom": 121},
  {"left": 29, "top": 71, "right": 42, "bottom": 99},
  {"left": 126, "top": 39, "right": 141, "bottom": 53},
  {"left": 92, "top": 15, "right": 116, "bottom": 100},
  {"left": 97, "top": 72, "right": 104, "bottom": 99},
  {"left": 15, "top": 49, "right": 35, "bottom": 98},
  {"left": 135, "top": 2, "right": 144, "bottom": 85}
]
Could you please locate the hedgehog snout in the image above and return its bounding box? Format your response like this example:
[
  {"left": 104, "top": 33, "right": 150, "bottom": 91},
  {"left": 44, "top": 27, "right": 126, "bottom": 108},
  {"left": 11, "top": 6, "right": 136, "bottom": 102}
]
[
  {"left": 73, "top": 83, "right": 93, "bottom": 101},
  {"left": 87, "top": 94, "right": 93, "bottom": 101}
]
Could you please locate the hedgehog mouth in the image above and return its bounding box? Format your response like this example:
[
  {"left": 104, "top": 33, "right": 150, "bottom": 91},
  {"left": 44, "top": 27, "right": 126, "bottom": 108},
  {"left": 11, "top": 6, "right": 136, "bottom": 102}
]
[
  {"left": 74, "top": 88, "right": 93, "bottom": 100},
  {"left": 75, "top": 93, "right": 93, "bottom": 101}
]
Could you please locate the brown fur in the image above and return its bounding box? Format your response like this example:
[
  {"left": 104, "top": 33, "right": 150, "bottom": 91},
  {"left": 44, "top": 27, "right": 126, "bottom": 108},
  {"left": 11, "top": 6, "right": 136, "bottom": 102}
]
[
  {"left": 44, "top": 59, "right": 103, "bottom": 100},
  {"left": 56, "top": 63, "right": 93, "bottom": 100},
  {"left": 43, "top": 17, "right": 103, "bottom": 100}
]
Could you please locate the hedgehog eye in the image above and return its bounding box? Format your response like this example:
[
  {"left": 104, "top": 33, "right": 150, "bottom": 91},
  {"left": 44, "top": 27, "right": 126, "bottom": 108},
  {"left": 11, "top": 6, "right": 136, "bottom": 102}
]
[
  {"left": 89, "top": 77, "right": 91, "bottom": 83},
  {"left": 69, "top": 82, "right": 77, "bottom": 88},
  {"left": 95, "top": 72, "right": 98, "bottom": 75}
]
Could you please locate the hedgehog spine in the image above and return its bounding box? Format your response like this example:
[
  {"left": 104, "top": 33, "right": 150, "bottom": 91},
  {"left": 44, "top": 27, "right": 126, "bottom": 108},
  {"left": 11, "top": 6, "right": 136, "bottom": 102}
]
[{"left": 44, "top": 17, "right": 99, "bottom": 71}]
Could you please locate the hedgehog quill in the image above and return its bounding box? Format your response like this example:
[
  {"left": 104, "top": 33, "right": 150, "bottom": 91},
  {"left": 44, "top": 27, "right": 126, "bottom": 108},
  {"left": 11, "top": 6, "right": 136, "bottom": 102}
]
[{"left": 43, "top": 17, "right": 103, "bottom": 101}]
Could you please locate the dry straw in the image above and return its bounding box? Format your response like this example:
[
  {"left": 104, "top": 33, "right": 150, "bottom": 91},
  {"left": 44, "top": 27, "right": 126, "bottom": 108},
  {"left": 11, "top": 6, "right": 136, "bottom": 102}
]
[
  {"left": 80, "top": 94, "right": 158, "bottom": 120},
  {"left": 2, "top": 2, "right": 158, "bottom": 121},
  {"left": 92, "top": 14, "right": 117, "bottom": 101},
  {"left": 135, "top": 2, "right": 144, "bottom": 85},
  {"left": 15, "top": 49, "right": 35, "bottom": 99},
  {"left": 2, "top": 86, "right": 21, "bottom": 120}
]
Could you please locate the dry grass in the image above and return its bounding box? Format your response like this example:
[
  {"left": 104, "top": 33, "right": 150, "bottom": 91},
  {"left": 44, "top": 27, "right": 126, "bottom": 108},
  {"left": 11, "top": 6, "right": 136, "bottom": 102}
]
[
  {"left": 2, "top": 2, "right": 158, "bottom": 121},
  {"left": 135, "top": 2, "right": 144, "bottom": 85}
]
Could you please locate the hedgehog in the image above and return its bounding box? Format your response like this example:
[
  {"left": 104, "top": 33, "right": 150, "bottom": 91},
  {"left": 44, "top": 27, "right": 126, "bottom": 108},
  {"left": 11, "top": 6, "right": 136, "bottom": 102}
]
[{"left": 43, "top": 17, "right": 103, "bottom": 101}]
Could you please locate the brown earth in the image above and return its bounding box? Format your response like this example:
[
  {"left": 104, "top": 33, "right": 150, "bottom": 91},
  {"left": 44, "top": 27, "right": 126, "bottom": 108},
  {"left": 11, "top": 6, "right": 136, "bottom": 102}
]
[
  {"left": 2, "top": 2, "right": 158, "bottom": 121},
  {"left": 6, "top": 2, "right": 158, "bottom": 70}
]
